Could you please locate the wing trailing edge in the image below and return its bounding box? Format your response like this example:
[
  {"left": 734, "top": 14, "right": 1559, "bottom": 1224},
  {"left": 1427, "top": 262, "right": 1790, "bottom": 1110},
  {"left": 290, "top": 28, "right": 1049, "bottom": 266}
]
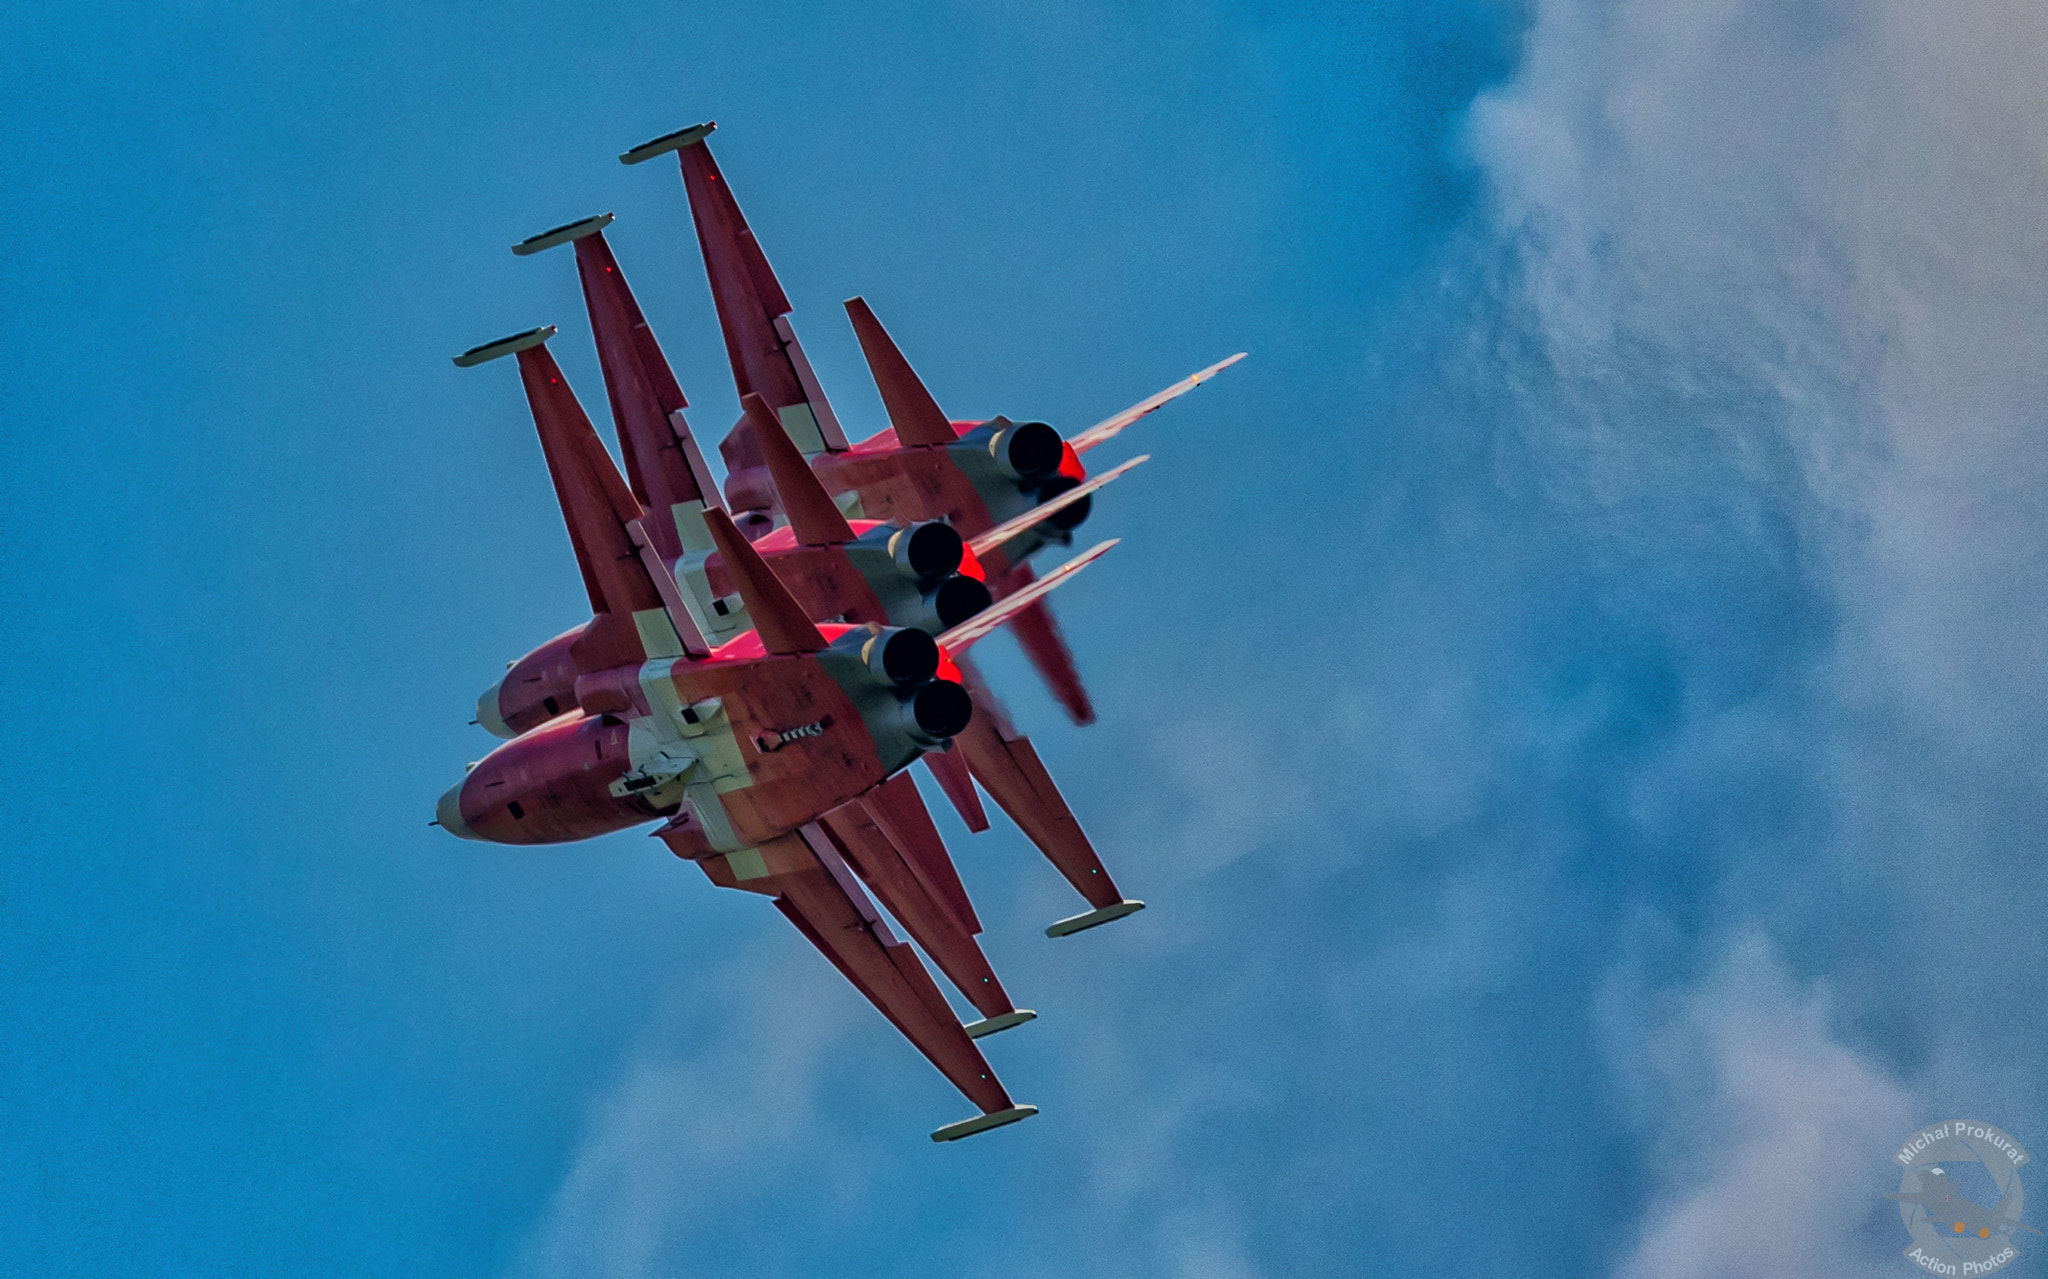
[{"left": 651, "top": 126, "right": 848, "bottom": 457}]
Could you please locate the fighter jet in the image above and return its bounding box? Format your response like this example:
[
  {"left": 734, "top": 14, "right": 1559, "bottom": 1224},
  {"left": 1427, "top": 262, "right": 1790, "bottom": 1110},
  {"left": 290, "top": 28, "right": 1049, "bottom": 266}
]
[
  {"left": 1887, "top": 1165, "right": 2042, "bottom": 1241},
  {"left": 435, "top": 326, "right": 1112, "bottom": 1139},
  {"left": 504, "top": 211, "right": 1152, "bottom": 936},
  {"left": 618, "top": 121, "right": 1242, "bottom": 728}
]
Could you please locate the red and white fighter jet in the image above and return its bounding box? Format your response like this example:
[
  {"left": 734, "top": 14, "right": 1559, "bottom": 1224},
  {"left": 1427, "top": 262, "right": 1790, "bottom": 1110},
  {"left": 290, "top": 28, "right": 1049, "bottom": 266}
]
[
  {"left": 504, "top": 208, "right": 1162, "bottom": 937},
  {"left": 436, "top": 326, "right": 1113, "bottom": 1140},
  {"left": 620, "top": 121, "right": 1243, "bottom": 728}
]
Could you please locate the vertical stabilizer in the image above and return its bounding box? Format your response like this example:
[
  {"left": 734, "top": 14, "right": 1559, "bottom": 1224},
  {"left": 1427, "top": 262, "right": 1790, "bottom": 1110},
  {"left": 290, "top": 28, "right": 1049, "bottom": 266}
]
[
  {"left": 844, "top": 297, "right": 958, "bottom": 447},
  {"left": 702, "top": 508, "right": 828, "bottom": 655}
]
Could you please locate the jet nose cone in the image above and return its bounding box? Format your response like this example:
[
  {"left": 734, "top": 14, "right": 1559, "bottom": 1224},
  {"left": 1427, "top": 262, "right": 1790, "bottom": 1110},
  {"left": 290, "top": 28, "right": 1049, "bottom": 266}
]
[
  {"left": 435, "top": 780, "right": 483, "bottom": 841},
  {"left": 476, "top": 679, "right": 516, "bottom": 739}
]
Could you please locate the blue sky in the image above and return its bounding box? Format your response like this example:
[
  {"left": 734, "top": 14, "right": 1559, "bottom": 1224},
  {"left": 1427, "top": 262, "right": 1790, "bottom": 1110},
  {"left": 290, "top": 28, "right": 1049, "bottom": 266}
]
[{"left": 6, "top": 2, "right": 2047, "bottom": 1276}]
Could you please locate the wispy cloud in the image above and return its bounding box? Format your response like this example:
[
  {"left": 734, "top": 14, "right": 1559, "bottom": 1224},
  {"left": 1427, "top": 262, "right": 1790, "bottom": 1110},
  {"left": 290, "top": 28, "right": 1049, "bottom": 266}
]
[
  {"left": 510, "top": 1, "right": 2048, "bottom": 1274},
  {"left": 1603, "top": 935, "right": 1915, "bottom": 1279}
]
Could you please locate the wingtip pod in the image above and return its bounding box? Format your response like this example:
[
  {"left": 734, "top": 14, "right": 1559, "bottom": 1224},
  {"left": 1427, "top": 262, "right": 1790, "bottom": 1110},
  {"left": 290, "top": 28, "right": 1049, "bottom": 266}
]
[
  {"left": 619, "top": 121, "right": 716, "bottom": 165},
  {"left": 931, "top": 1104, "right": 1038, "bottom": 1143},
  {"left": 1045, "top": 900, "right": 1145, "bottom": 938},
  {"left": 512, "top": 212, "right": 615, "bottom": 256},
  {"left": 453, "top": 325, "right": 556, "bottom": 367}
]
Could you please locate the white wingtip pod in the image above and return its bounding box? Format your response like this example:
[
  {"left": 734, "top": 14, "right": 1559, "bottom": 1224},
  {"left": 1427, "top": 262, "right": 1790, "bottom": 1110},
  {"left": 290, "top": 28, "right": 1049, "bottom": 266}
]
[
  {"left": 512, "top": 212, "right": 615, "bottom": 256},
  {"left": 931, "top": 1104, "right": 1038, "bottom": 1142},
  {"left": 1044, "top": 900, "right": 1146, "bottom": 938},
  {"left": 619, "top": 121, "right": 716, "bottom": 165},
  {"left": 453, "top": 325, "right": 556, "bottom": 368}
]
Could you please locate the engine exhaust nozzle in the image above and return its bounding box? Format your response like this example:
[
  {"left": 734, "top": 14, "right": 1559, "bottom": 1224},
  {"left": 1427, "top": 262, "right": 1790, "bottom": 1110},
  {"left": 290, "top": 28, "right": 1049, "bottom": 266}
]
[
  {"left": 990, "top": 419, "right": 1063, "bottom": 480},
  {"left": 903, "top": 678, "right": 973, "bottom": 744},
  {"left": 863, "top": 626, "right": 941, "bottom": 686},
  {"left": 930, "top": 575, "right": 992, "bottom": 629},
  {"left": 889, "top": 521, "right": 965, "bottom": 581}
]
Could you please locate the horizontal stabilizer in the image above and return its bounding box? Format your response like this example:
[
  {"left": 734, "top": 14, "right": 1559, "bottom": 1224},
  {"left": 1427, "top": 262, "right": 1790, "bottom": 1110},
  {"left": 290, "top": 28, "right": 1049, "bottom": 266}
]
[
  {"left": 999, "top": 580, "right": 1095, "bottom": 726},
  {"left": 923, "top": 747, "right": 990, "bottom": 832},
  {"left": 968, "top": 455, "right": 1149, "bottom": 557},
  {"left": 1068, "top": 352, "right": 1246, "bottom": 455},
  {"left": 452, "top": 325, "right": 555, "bottom": 367},
  {"left": 936, "top": 540, "right": 1117, "bottom": 654},
  {"left": 864, "top": 772, "right": 981, "bottom": 937},
  {"left": 844, "top": 297, "right": 957, "bottom": 447},
  {"left": 619, "top": 121, "right": 717, "bottom": 166},
  {"left": 512, "top": 212, "right": 614, "bottom": 256}
]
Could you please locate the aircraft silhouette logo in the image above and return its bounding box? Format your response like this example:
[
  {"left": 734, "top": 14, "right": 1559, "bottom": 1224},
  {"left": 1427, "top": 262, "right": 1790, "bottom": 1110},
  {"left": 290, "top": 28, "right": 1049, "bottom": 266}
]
[{"left": 1886, "top": 1121, "right": 2035, "bottom": 1275}]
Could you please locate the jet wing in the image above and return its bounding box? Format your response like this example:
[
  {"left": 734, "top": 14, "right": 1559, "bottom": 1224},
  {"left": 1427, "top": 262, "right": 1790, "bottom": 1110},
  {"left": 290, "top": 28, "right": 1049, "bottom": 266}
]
[
  {"left": 453, "top": 329, "right": 709, "bottom": 669},
  {"left": 512, "top": 217, "right": 725, "bottom": 565},
  {"left": 623, "top": 122, "right": 849, "bottom": 456},
  {"left": 819, "top": 796, "right": 1031, "bottom": 1037},
  {"left": 952, "top": 656, "right": 1142, "bottom": 936},
  {"left": 681, "top": 825, "right": 1035, "bottom": 1139}
]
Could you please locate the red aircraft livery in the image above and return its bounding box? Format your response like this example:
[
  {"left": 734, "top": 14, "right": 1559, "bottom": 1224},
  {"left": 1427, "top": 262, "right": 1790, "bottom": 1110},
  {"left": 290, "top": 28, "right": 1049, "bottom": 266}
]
[
  {"left": 621, "top": 121, "right": 1242, "bottom": 727},
  {"left": 498, "top": 206, "right": 1166, "bottom": 935},
  {"left": 437, "top": 125, "right": 1240, "bottom": 1139}
]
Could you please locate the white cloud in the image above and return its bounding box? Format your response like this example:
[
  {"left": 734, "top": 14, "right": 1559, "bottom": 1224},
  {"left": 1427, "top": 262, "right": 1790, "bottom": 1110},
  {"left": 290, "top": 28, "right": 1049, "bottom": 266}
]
[
  {"left": 1462, "top": 0, "right": 2048, "bottom": 1272},
  {"left": 1604, "top": 936, "right": 1915, "bottom": 1279},
  {"left": 507, "top": 943, "right": 863, "bottom": 1279}
]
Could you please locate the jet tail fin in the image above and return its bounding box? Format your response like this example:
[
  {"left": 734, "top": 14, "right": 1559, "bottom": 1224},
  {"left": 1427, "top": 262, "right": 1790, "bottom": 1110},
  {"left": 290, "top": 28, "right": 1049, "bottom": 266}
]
[
  {"left": 844, "top": 297, "right": 958, "bottom": 447},
  {"left": 453, "top": 329, "right": 708, "bottom": 667},
  {"left": 744, "top": 393, "right": 855, "bottom": 546},
  {"left": 1068, "top": 352, "right": 1246, "bottom": 455},
  {"left": 968, "top": 454, "right": 1149, "bottom": 559},
  {"left": 937, "top": 541, "right": 1116, "bottom": 656},
  {"left": 701, "top": 507, "right": 827, "bottom": 654}
]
